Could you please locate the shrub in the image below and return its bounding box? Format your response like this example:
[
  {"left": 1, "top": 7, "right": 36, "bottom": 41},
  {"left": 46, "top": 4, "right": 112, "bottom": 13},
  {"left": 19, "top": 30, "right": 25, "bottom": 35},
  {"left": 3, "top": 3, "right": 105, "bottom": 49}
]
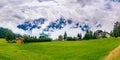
[
  {"left": 5, "top": 30, "right": 15, "bottom": 42},
  {"left": 67, "top": 37, "right": 75, "bottom": 41},
  {"left": 23, "top": 35, "right": 52, "bottom": 43},
  {"left": 37, "top": 38, "right": 52, "bottom": 42},
  {"left": 58, "top": 35, "right": 64, "bottom": 41}
]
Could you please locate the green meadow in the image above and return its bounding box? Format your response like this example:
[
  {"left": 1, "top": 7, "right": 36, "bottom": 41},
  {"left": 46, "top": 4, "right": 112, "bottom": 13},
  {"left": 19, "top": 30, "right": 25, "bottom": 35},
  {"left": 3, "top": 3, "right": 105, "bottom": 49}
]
[{"left": 0, "top": 38, "right": 120, "bottom": 60}]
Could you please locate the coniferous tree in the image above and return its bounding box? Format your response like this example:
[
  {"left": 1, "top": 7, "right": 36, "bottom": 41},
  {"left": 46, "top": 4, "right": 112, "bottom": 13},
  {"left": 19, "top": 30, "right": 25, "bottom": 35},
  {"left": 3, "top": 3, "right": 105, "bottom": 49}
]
[
  {"left": 118, "top": 24, "right": 120, "bottom": 36},
  {"left": 84, "top": 30, "right": 90, "bottom": 40},
  {"left": 89, "top": 31, "right": 93, "bottom": 39},
  {"left": 110, "top": 31, "right": 114, "bottom": 37},
  {"left": 93, "top": 32, "right": 98, "bottom": 39},
  {"left": 77, "top": 33, "right": 82, "bottom": 39},
  {"left": 112, "top": 22, "right": 120, "bottom": 37},
  {"left": 80, "top": 34, "right": 82, "bottom": 39},
  {"left": 64, "top": 32, "right": 67, "bottom": 40},
  {"left": 83, "top": 30, "right": 93, "bottom": 40}
]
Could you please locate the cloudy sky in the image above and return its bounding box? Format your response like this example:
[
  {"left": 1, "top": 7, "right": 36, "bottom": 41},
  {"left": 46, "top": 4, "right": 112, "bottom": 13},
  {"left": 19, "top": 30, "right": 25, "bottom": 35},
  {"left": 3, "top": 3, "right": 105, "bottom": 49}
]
[{"left": 0, "top": 0, "right": 120, "bottom": 38}]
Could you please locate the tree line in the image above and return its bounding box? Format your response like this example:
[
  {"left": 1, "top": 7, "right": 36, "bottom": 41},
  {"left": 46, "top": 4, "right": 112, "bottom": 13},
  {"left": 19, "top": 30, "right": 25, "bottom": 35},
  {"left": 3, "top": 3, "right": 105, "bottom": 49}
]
[
  {"left": 0, "top": 27, "right": 52, "bottom": 43},
  {"left": 23, "top": 35, "right": 52, "bottom": 43},
  {"left": 58, "top": 30, "right": 107, "bottom": 41},
  {"left": 0, "top": 27, "right": 21, "bottom": 42},
  {"left": 111, "top": 22, "right": 120, "bottom": 37},
  {"left": 0, "top": 21, "right": 120, "bottom": 42},
  {"left": 58, "top": 32, "right": 82, "bottom": 41},
  {"left": 58, "top": 21, "right": 120, "bottom": 41}
]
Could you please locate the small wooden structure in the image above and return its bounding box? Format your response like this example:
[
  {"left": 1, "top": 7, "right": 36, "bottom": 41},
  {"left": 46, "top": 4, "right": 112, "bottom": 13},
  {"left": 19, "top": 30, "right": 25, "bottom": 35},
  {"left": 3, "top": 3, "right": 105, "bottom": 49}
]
[
  {"left": 117, "top": 37, "right": 120, "bottom": 39},
  {"left": 75, "top": 37, "right": 81, "bottom": 41},
  {"left": 16, "top": 37, "right": 24, "bottom": 44}
]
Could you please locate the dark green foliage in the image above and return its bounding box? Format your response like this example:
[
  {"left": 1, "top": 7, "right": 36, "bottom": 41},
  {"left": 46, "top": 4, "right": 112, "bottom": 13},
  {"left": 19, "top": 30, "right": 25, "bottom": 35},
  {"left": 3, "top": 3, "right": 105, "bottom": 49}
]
[
  {"left": 77, "top": 33, "right": 82, "bottom": 39},
  {"left": 67, "top": 37, "right": 75, "bottom": 41},
  {"left": 23, "top": 35, "right": 30, "bottom": 41},
  {"left": 89, "top": 31, "right": 93, "bottom": 39},
  {"left": 58, "top": 35, "right": 63, "bottom": 41},
  {"left": 5, "top": 30, "right": 15, "bottom": 42},
  {"left": 83, "top": 31, "right": 89, "bottom": 40},
  {"left": 23, "top": 35, "right": 52, "bottom": 43},
  {"left": 110, "top": 31, "right": 114, "bottom": 37},
  {"left": 39, "top": 36, "right": 46, "bottom": 38},
  {"left": 112, "top": 22, "right": 120, "bottom": 37},
  {"left": 93, "top": 32, "right": 98, "bottom": 39},
  {"left": 64, "top": 32, "right": 67, "bottom": 40},
  {"left": 83, "top": 30, "right": 93, "bottom": 40},
  {"left": 14, "top": 34, "right": 22, "bottom": 38},
  {"left": 37, "top": 38, "right": 52, "bottom": 42},
  {"left": 0, "top": 27, "right": 8, "bottom": 38}
]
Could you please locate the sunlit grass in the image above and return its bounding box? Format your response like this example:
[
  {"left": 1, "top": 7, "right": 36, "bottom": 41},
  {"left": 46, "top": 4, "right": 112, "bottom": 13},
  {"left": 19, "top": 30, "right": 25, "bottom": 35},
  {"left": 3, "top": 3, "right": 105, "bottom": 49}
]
[{"left": 0, "top": 38, "right": 120, "bottom": 60}]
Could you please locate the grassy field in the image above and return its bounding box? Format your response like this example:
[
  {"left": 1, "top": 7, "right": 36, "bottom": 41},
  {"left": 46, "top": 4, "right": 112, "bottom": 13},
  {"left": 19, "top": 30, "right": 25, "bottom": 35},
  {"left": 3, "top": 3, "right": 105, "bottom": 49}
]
[{"left": 0, "top": 38, "right": 120, "bottom": 60}]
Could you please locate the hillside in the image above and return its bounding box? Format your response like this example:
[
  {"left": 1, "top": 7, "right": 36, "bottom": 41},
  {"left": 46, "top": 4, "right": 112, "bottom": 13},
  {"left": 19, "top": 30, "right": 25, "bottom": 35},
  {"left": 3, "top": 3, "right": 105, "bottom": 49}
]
[{"left": 0, "top": 38, "right": 120, "bottom": 60}]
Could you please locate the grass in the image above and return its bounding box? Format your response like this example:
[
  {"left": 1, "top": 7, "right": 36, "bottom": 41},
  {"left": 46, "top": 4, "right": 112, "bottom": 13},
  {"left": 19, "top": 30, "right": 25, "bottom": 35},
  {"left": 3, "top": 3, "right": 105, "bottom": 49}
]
[{"left": 0, "top": 38, "right": 120, "bottom": 60}]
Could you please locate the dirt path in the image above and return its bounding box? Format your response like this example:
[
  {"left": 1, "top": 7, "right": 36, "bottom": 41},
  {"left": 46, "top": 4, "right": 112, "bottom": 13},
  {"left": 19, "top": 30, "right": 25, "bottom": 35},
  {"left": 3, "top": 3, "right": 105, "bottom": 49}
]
[{"left": 104, "top": 45, "right": 120, "bottom": 60}]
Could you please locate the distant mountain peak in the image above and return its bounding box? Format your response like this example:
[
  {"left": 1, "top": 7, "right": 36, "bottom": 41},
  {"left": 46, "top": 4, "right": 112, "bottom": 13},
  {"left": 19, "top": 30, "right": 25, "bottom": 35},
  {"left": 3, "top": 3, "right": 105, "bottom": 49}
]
[
  {"left": 17, "top": 18, "right": 46, "bottom": 31},
  {"left": 17, "top": 17, "right": 102, "bottom": 38}
]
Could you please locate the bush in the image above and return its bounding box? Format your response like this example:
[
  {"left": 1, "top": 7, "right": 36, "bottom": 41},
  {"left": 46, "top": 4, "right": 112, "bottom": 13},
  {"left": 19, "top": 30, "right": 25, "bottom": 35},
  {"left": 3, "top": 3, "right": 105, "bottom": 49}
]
[
  {"left": 67, "top": 37, "right": 75, "bottom": 41},
  {"left": 5, "top": 30, "right": 15, "bottom": 42},
  {"left": 23, "top": 35, "right": 52, "bottom": 43},
  {"left": 37, "top": 38, "right": 52, "bottom": 42}
]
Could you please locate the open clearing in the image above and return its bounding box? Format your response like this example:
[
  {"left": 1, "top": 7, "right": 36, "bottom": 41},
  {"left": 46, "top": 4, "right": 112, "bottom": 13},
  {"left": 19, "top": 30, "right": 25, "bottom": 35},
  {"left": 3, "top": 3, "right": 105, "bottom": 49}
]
[{"left": 0, "top": 38, "right": 120, "bottom": 60}]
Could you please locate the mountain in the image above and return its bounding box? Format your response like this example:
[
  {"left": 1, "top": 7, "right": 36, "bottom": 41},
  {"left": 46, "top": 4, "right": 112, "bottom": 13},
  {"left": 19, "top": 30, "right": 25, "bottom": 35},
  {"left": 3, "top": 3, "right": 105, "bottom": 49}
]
[
  {"left": 17, "top": 17, "right": 103, "bottom": 39},
  {"left": 17, "top": 18, "right": 46, "bottom": 31},
  {"left": 0, "top": 0, "right": 120, "bottom": 39}
]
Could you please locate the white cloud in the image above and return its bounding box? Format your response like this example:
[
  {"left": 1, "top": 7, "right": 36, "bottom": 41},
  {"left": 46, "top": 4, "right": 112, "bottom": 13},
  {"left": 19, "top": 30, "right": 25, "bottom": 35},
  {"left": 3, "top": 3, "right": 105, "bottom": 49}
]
[{"left": 0, "top": 0, "right": 120, "bottom": 39}]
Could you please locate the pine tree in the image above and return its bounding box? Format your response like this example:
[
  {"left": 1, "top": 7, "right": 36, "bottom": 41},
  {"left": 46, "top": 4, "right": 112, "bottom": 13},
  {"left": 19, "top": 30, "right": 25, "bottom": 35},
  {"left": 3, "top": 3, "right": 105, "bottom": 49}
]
[
  {"left": 77, "top": 33, "right": 82, "bottom": 39},
  {"left": 112, "top": 22, "right": 120, "bottom": 37},
  {"left": 84, "top": 30, "right": 90, "bottom": 40},
  {"left": 110, "top": 31, "right": 114, "bottom": 37},
  {"left": 83, "top": 30, "right": 93, "bottom": 40},
  {"left": 89, "top": 31, "right": 93, "bottom": 39},
  {"left": 64, "top": 32, "right": 67, "bottom": 40},
  {"left": 93, "top": 32, "right": 98, "bottom": 39}
]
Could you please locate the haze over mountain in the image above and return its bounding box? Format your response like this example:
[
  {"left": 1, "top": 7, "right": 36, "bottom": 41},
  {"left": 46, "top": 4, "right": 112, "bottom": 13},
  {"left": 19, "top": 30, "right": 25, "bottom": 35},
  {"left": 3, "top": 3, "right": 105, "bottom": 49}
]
[{"left": 0, "top": 0, "right": 120, "bottom": 39}]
